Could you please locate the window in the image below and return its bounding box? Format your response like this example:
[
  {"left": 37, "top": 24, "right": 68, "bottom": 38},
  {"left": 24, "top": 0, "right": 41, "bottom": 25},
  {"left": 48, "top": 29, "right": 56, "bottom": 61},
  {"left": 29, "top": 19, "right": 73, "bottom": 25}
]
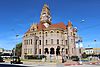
[
  {"left": 31, "top": 39, "right": 32, "bottom": 45},
  {"left": 66, "top": 49, "right": 68, "bottom": 54},
  {"left": 57, "top": 31, "right": 59, "bottom": 33},
  {"left": 57, "top": 39, "right": 59, "bottom": 44},
  {"left": 62, "top": 40, "right": 63, "bottom": 45},
  {"left": 26, "top": 40, "right": 28, "bottom": 45},
  {"left": 45, "top": 32, "right": 47, "bottom": 36},
  {"left": 51, "top": 39, "right": 53, "bottom": 44},
  {"left": 35, "top": 33, "right": 36, "bottom": 35},
  {"left": 29, "top": 40, "right": 30, "bottom": 45},
  {"left": 39, "top": 40, "right": 41, "bottom": 45},
  {"left": 36, "top": 40, "right": 37, "bottom": 45},
  {"left": 65, "top": 40, "right": 67, "bottom": 45},
  {"left": 50, "top": 31, "right": 53, "bottom": 33},
  {"left": 46, "top": 40, "right": 47, "bottom": 45},
  {"left": 72, "top": 48, "right": 73, "bottom": 53}
]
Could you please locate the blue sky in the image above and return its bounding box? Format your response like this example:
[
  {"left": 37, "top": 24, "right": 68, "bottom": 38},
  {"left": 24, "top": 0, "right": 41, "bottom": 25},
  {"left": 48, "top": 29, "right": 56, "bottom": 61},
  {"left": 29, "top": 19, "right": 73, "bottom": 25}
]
[{"left": 0, "top": 0, "right": 100, "bottom": 49}]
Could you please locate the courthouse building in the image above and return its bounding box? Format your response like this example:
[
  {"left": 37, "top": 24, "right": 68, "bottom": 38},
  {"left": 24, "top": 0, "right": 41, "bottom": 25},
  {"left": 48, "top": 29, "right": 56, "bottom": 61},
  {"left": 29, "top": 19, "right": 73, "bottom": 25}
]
[{"left": 21, "top": 4, "right": 81, "bottom": 59}]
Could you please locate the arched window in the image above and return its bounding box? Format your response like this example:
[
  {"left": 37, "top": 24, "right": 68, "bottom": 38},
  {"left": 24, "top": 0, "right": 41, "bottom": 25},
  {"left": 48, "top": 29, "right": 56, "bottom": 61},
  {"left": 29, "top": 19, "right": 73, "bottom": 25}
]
[
  {"left": 57, "top": 39, "right": 59, "bottom": 44},
  {"left": 50, "top": 31, "right": 53, "bottom": 33},
  {"left": 45, "top": 32, "right": 47, "bottom": 36},
  {"left": 57, "top": 31, "right": 59, "bottom": 33}
]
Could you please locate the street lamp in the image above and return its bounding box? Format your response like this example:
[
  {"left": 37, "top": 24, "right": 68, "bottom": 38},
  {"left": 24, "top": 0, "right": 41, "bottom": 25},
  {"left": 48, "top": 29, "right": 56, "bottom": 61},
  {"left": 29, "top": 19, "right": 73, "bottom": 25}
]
[{"left": 76, "top": 39, "right": 83, "bottom": 64}]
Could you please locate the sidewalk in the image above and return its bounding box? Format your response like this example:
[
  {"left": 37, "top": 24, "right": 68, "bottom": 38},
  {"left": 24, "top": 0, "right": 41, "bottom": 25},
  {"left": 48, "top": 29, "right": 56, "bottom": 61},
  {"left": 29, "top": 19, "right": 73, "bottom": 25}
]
[{"left": 64, "top": 60, "right": 82, "bottom": 66}]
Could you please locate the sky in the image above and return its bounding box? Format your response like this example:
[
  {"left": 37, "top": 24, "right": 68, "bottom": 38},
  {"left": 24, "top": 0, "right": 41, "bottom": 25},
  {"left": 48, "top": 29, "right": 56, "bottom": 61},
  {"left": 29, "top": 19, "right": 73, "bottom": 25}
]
[{"left": 0, "top": 0, "right": 100, "bottom": 50}]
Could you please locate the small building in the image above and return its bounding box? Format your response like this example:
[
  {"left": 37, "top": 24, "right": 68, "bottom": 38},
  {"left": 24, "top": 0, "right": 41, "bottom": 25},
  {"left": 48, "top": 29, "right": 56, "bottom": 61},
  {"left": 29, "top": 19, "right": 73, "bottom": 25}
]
[
  {"left": 1, "top": 49, "right": 13, "bottom": 59},
  {"left": 83, "top": 48, "right": 94, "bottom": 55}
]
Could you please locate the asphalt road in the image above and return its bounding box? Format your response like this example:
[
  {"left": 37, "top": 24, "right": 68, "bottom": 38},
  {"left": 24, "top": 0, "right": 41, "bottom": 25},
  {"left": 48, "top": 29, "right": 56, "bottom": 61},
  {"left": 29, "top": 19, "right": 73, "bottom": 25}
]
[
  {"left": 0, "top": 64, "right": 29, "bottom": 67},
  {"left": 0, "top": 63, "right": 100, "bottom": 67}
]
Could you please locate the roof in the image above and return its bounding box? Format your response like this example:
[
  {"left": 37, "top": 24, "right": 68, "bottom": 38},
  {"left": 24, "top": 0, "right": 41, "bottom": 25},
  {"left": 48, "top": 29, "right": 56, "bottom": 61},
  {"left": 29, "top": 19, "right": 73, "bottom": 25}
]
[
  {"left": 25, "top": 22, "right": 67, "bottom": 34},
  {"left": 37, "top": 23, "right": 46, "bottom": 31},
  {"left": 68, "top": 20, "right": 72, "bottom": 27},
  {"left": 48, "top": 22, "right": 66, "bottom": 30}
]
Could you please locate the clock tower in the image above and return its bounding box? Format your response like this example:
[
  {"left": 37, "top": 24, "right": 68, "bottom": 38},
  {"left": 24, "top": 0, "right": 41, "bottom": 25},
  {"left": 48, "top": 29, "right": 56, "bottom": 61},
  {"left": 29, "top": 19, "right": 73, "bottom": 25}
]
[{"left": 40, "top": 4, "right": 52, "bottom": 27}]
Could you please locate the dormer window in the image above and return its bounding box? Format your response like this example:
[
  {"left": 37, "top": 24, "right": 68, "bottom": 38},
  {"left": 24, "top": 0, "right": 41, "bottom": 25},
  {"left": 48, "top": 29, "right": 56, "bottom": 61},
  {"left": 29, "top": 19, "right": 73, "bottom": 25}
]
[
  {"left": 57, "top": 31, "right": 59, "bottom": 33},
  {"left": 50, "top": 31, "right": 53, "bottom": 33}
]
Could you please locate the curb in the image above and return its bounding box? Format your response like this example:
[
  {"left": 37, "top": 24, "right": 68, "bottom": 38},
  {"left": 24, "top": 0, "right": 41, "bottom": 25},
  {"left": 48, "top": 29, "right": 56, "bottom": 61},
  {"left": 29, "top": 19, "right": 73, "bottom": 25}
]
[
  {"left": 64, "top": 63, "right": 82, "bottom": 66},
  {"left": 88, "top": 62, "right": 100, "bottom": 65}
]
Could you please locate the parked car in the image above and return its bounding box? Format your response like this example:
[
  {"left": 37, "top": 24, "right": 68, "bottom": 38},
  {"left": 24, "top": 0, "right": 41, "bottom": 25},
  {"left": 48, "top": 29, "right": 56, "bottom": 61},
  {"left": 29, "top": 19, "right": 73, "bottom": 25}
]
[
  {"left": 0, "top": 56, "right": 5, "bottom": 62},
  {"left": 10, "top": 56, "right": 23, "bottom": 64}
]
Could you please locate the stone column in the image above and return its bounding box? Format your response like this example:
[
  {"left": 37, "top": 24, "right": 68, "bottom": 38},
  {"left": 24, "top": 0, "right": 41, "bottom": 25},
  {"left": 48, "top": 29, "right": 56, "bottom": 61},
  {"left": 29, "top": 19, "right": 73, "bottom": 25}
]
[{"left": 33, "top": 39, "right": 35, "bottom": 55}]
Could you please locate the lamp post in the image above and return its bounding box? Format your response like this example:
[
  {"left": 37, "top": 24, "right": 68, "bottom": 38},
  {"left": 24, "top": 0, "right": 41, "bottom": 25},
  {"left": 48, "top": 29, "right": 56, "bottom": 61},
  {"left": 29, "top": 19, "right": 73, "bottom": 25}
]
[
  {"left": 76, "top": 39, "right": 82, "bottom": 64},
  {"left": 94, "top": 40, "right": 97, "bottom": 54}
]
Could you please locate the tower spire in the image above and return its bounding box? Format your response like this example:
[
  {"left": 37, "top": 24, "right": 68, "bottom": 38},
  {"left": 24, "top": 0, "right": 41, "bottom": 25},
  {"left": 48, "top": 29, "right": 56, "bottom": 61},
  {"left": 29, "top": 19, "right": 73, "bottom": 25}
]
[
  {"left": 68, "top": 20, "right": 72, "bottom": 27},
  {"left": 40, "top": 4, "right": 52, "bottom": 24}
]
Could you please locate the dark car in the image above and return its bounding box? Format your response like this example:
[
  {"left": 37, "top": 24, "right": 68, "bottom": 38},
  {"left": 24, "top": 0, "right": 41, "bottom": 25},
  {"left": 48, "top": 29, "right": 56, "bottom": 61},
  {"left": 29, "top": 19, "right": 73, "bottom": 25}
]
[
  {"left": 10, "top": 56, "right": 23, "bottom": 64},
  {"left": 0, "top": 57, "right": 5, "bottom": 62}
]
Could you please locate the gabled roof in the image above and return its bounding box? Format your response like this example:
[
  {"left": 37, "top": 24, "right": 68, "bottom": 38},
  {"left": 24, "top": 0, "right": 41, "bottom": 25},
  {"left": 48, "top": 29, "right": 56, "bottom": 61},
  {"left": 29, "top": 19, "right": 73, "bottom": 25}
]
[
  {"left": 68, "top": 20, "right": 72, "bottom": 27},
  {"left": 48, "top": 22, "right": 66, "bottom": 30},
  {"left": 25, "top": 22, "right": 67, "bottom": 34}
]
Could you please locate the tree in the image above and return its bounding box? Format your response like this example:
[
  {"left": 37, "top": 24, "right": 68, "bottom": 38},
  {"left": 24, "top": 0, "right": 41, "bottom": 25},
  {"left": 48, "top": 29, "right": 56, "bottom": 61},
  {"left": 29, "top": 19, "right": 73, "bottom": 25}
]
[
  {"left": 82, "top": 52, "right": 88, "bottom": 58},
  {"left": 15, "top": 43, "right": 22, "bottom": 57}
]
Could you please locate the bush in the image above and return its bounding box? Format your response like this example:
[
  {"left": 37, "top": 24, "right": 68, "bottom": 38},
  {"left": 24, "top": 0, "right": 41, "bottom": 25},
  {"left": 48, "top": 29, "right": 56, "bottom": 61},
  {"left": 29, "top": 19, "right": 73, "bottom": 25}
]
[
  {"left": 82, "top": 52, "right": 88, "bottom": 58},
  {"left": 26, "top": 55, "right": 46, "bottom": 60},
  {"left": 71, "top": 56, "right": 79, "bottom": 61}
]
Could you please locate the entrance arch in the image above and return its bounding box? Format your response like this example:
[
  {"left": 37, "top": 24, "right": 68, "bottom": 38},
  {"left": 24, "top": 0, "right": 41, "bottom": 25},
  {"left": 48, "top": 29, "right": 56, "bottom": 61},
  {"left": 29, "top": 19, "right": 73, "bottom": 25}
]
[
  {"left": 50, "top": 47, "right": 55, "bottom": 54},
  {"left": 44, "top": 48, "right": 49, "bottom": 54},
  {"left": 56, "top": 46, "right": 60, "bottom": 55}
]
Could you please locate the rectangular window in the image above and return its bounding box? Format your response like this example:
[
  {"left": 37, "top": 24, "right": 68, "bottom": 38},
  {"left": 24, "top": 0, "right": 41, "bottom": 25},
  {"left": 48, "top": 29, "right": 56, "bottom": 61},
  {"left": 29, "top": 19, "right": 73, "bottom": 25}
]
[
  {"left": 65, "top": 40, "right": 67, "bottom": 45},
  {"left": 51, "top": 39, "right": 53, "bottom": 44},
  {"left": 31, "top": 39, "right": 32, "bottom": 45},
  {"left": 45, "top": 32, "right": 47, "bottom": 36},
  {"left": 66, "top": 49, "right": 68, "bottom": 54},
  {"left": 39, "top": 40, "right": 41, "bottom": 45},
  {"left": 57, "top": 39, "right": 59, "bottom": 44},
  {"left": 36, "top": 40, "right": 37, "bottom": 45},
  {"left": 62, "top": 40, "right": 63, "bottom": 45},
  {"left": 46, "top": 40, "right": 47, "bottom": 45},
  {"left": 27, "top": 40, "right": 28, "bottom": 45},
  {"left": 72, "top": 48, "right": 73, "bottom": 53},
  {"left": 29, "top": 40, "right": 30, "bottom": 45}
]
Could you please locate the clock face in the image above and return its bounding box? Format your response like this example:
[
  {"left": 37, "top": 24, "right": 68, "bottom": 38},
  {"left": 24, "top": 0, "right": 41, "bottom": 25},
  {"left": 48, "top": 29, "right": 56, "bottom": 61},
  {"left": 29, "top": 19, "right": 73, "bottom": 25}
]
[
  {"left": 44, "top": 17, "right": 48, "bottom": 20},
  {"left": 44, "top": 23, "right": 49, "bottom": 28}
]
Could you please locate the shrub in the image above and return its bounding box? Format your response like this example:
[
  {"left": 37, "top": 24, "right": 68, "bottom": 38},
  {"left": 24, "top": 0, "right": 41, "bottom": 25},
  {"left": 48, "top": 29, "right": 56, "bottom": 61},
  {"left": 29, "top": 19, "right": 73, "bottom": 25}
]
[
  {"left": 82, "top": 52, "right": 88, "bottom": 58},
  {"left": 26, "top": 55, "right": 46, "bottom": 60},
  {"left": 71, "top": 56, "right": 79, "bottom": 61}
]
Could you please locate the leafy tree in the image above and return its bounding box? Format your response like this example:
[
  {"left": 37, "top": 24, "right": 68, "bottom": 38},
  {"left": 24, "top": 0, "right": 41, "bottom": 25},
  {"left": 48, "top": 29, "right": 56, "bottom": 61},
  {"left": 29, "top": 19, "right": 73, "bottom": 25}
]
[
  {"left": 82, "top": 52, "right": 88, "bottom": 58},
  {"left": 15, "top": 43, "right": 22, "bottom": 57}
]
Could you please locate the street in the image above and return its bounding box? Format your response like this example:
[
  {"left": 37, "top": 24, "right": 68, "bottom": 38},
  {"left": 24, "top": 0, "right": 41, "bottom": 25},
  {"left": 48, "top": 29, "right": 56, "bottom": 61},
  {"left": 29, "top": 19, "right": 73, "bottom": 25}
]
[{"left": 0, "top": 62, "right": 100, "bottom": 67}]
